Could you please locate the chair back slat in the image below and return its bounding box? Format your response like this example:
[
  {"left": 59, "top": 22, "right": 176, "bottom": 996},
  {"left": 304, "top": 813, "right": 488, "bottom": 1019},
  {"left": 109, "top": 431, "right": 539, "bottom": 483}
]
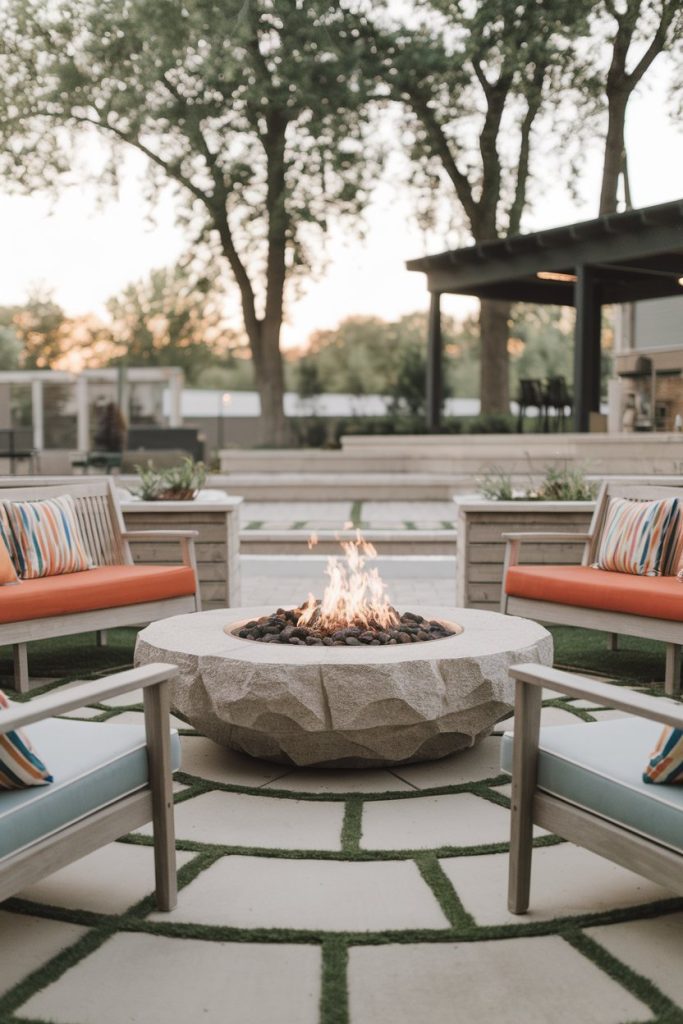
[{"left": 0, "top": 478, "right": 126, "bottom": 567}]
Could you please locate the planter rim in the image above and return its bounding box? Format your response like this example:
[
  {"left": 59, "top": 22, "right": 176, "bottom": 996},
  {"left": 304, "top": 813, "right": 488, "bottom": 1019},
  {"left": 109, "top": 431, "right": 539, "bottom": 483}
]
[
  {"left": 453, "top": 496, "right": 596, "bottom": 512},
  {"left": 121, "top": 497, "right": 242, "bottom": 511}
]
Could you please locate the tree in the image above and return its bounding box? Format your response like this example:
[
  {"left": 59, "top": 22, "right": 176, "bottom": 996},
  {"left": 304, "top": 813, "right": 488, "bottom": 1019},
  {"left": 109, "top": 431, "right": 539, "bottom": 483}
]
[
  {"left": 0, "top": 0, "right": 377, "bottom": 444},
  {"left": 589, "top": 1, "right": 683, "bottom": 214},
  {"left": 105, "top": 263, "right": 243, "bottom": 385},
  {"left": 0, "top": 290, "right": 68, "bottom": 368},
  {"left": 352, "top": 0, "right": 585, "bottom": 415}
]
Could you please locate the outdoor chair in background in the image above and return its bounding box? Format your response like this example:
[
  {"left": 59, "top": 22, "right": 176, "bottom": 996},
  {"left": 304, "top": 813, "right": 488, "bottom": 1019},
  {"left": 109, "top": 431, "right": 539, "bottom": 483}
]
[
  {"left": 516, "top": 379, "right": 547, "bottom": 432},
  {"left": 543, "top": 376, "right": 573, "bottom": 431},
  {"left": 0, "top": 429, "right": 38, "bottom": 475}
]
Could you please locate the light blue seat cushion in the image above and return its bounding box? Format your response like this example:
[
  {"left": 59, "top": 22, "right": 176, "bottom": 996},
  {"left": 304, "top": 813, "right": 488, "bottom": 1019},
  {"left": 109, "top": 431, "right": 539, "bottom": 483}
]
[
  {"left": 500, "top": 717, "right": 683, "bottom": 854},
  {"left": 0, "top": 718, "right": 181, "bottom": 860}
]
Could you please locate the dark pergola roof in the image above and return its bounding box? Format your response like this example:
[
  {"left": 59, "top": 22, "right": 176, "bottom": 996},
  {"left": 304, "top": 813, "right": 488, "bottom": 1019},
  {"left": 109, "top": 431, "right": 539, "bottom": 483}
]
[{"left": 407, "top": 199, "right": 683, "bottom": 430}]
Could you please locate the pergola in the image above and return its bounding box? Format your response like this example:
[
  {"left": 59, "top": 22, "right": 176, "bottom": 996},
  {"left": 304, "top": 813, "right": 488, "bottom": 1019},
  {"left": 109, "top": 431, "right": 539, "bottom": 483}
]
[{"left": 407, "top": 199, "right": 683, "bottom": 431}]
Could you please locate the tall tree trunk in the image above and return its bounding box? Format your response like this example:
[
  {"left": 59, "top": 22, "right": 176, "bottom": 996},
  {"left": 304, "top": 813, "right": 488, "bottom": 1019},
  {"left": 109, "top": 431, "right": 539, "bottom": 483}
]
[
  {"left": 253, "top": 315, "right": 289, "bottom": 446},
  {"left": 599, "top": 89, "right": 629, "bottom": 215},
  {"left": 479, "top": 298, "right": 511, "bottom": 415}
]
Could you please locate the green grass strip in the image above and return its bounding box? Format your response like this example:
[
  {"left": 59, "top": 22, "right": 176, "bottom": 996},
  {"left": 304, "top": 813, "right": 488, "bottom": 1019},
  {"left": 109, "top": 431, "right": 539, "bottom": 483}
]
[
  {"left": 341, "top": 797, "right": 363, "bottom": 852},
  {"left": 320, "top": 936, "right": 349, "bottom": 1024},
  {"left": 403, "top": 520, "right": 417, "bottom": 530},
  {"left": 565, "top": 929, "right": 683, "bottom": 1024},
  {"left": 244, "top": 520, "right": 264, "bottom": 529},
  {"left": 415, "top": 853, "right": 474, "bottom": 928},
  {"left": 350, "top": 501, "right": 362, "bottom": 527},
  {"left": 0, "top": 924, "right": 114, "bottom": 1020}
]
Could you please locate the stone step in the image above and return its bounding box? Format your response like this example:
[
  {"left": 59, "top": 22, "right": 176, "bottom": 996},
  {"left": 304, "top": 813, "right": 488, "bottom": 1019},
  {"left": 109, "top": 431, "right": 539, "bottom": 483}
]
[
  {"left": 240, "top": 528, "right": 457, "bottom": 556},
  {"left": 214, "top": 472, "right": 465, "bottom": 500}
]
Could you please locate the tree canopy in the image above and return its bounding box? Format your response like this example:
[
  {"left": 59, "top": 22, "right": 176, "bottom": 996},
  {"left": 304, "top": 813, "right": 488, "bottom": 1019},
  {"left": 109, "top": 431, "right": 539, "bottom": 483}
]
[{"left": 0, "top": 0, "right": 378, "bottom": 442}]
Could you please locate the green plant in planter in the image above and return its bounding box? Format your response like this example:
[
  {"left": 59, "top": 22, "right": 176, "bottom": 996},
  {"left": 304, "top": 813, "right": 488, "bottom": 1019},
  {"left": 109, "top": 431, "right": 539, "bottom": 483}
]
[
  {"left": 133, "top": 458, "right": 207, "bottom": 501},
  {"left": 478, "top": 467, "right": 515, "bottom": 501},
  {"left": 536, "top": 465, "right": 597, "bottom": 502}
]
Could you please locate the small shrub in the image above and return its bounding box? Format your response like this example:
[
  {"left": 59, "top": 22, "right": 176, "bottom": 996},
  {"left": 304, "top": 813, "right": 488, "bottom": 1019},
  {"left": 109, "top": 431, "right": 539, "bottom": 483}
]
[
  {"left": 478, "top": 467, "right": 515, "bottom": 501},
  {"left": 133, "top": 457, "right": 206, "bottom": 501},
  {"left": 536, "top": 465, "right": 597, "bottom": 502},
  {"left": 466, "top": 414, "right": 515, "bottom": 434}
]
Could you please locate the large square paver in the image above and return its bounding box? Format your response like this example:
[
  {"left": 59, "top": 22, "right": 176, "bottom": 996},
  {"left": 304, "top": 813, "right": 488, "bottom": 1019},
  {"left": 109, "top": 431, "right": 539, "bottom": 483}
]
[
  {"left": 180, "top": 735, "right": 288, "bottom": 787},
  {"left": 137, "top": 790, "right": 345, "bottom": 850},
  {"left": 390, "top": 736, "right": 503, "bottom": 789},
  {"left": 347, "top": 936, "right": 650, "bottom": 1024},
  {"left": 0, "top": 911, "right": 87, "bottom": 998},
  {"left": 360, "top": 792, "right": 513, "bottom": 850},
  {"left": 149, "top": 855, "right": 448, "bottom": 931},
  {"left": 20, "top": 932, "right": 321, "bottom": 1024},
  {"left": 441, "top": 844, "right": 677, "bottom": 925},
  {"left": 587, "top": 913, "right": 683, "bottom": 1006},
  {"left": 17, "top": 843, "right": 195, "bottom": 914}
]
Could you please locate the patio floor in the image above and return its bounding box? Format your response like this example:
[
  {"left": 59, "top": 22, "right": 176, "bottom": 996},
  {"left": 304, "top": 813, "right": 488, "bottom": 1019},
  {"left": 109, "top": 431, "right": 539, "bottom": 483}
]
[{"left": 1, "top": 559, "right": 682, "bottom": 1023}]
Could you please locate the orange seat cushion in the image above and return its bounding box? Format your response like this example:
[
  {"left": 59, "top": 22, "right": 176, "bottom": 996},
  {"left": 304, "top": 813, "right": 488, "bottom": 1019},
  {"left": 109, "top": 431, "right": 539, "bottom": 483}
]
[
  {"left": 505, "top": 565, "right": 683, "bottom": 622},
  {"left": 0, "top": 565, "right": 196, "bottom": 624}
]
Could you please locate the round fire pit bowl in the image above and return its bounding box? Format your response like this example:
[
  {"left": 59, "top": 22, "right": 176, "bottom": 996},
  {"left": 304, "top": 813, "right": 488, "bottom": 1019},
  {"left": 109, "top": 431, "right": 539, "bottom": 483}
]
[{"left": 135, "top": 606, "right": 552, "bottom": 768}]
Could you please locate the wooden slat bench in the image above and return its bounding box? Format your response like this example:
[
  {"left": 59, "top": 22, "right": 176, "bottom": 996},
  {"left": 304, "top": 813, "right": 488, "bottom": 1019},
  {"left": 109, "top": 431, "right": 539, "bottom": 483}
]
[
  {"left": 0, "top": 478, "right": 200, "bottom": 692},
  {"left": 502, "top": 482, "right": 683, "bottom": 696}
]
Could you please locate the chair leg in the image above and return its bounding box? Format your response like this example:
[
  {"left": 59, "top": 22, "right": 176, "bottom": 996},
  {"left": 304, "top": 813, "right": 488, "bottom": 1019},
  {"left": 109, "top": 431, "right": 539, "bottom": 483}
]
[
  {"left": 508, "top": 680, "right": 542, "bottom": 915},
  {"left": 665, "top": 644, "right": 681, "bottom": 697},
  {"left": 143, "top": 680, "right": 177, "bottom": 911},
  {"left": 13, "top": 643, "right": 29, "bottom": 694},
  {"left": 96, "top": 630, "right": 108, "bottom": 647},
  {"left": 608, "top": 633, "right": 619, "bottom": 651}
]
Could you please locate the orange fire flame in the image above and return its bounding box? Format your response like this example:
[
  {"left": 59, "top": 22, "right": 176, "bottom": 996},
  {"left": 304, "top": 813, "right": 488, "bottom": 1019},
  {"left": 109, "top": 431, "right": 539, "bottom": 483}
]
[{"left": 298, "top": 530, "right": 399, "bottom": 632}]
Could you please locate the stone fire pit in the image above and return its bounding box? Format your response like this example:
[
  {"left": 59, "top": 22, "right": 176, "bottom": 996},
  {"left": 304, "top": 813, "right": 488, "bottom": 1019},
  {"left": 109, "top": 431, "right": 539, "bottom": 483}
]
[{"left": 136, "top": 606, "right": 552, "bottom": 768}]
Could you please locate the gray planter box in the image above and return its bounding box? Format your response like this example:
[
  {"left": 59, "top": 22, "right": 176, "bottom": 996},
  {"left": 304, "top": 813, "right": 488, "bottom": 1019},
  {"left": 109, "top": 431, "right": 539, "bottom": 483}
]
[
  {"left": 455, "top": 497, "right": 595, "bottom": 611},
  {"left": 121, "top": 497, "right": 242, "bottom": 610}
]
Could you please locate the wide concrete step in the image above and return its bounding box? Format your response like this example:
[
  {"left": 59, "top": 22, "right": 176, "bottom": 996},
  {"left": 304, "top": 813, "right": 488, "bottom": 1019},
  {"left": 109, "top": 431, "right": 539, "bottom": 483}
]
[
  {"left": 217, "top": 473, "right": 466, "bottom": 500},
  {"left": 240, "top": 528, "right": 457, "bottom": 557}
]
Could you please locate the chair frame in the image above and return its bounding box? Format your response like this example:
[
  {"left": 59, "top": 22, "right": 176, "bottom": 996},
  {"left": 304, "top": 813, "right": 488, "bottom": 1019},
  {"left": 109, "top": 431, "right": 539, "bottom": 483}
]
[
  {"left": 501, "top": 481, "right": 683, "bottom": 696},
  {"left": 0, "top": 477, "right": 201, "bottom": 692},
  {"left": 0, "top": 662, "right": 179, "bottom": 910},
  {"left": 507, "top": 662, "right": 683, "bottom": 915}
]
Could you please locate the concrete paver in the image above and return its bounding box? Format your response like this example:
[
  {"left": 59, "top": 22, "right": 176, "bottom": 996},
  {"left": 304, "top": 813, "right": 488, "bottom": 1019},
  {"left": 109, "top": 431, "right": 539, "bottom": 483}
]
[
  {"left": 441, "top": 843, "right": 678, "bottom": 925},
  {"left": 149, "top": 855, "right": 449, "bottom": 931},
  {"left": 20, "top": 932, "right": 321, "bottom": 1024},
  {"left": 347, "top": 936, "right": 651, "bottom": 1024},
  {"left": 137, "top": 789, "right": 345, "bottom": 851},
  {"left": 0, "top": 911, "right": 87, "bottom": 998},
  {"left": 586, "top": 913, "right": 683, "bottom": 1006},
  {"left": 17, "top": 843, "right": 195, "bottom": 915},
  {"left": 360, "top": 792, "right": 514, "bottom": 850}
]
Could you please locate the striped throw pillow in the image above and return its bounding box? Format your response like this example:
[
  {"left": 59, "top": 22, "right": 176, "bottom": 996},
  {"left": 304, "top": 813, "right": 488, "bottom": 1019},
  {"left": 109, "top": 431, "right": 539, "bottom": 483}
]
[
  {"left": 594, "top": 497, "right": 681, "bottom": 576},
  {"left": 643, "top": 727, "right": 683, "bottom": 785},
  {"left": 0, "top": 504, "right": 18, "bottom": 582},
  {"left": 0, "top": 538, "right": 17, "bottom": 585},
  {"left": 0, "top": 690, "right": 53, "bottom": 789},
  {"left": 3, "top": 495, "right": 91, "bottom": 579}
]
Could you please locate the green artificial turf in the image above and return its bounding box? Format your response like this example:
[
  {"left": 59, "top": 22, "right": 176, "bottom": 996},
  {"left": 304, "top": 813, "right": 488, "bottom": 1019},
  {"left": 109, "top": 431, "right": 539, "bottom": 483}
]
[
  {"left": 0, "top": 628, "right": 137, "bottom": 690},
  {"left": 549, "top": 625, "right": 667, "bottom": 686}
]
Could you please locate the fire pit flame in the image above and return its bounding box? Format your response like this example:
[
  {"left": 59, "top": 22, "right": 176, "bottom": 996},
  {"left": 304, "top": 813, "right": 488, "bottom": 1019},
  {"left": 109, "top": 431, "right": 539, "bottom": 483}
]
[{"left": 298, "top": 530, "right": 399, "bottom": 632}]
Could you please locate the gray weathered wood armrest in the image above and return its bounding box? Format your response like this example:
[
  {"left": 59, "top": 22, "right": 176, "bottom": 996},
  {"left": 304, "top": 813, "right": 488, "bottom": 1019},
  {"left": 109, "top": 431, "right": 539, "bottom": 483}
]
[
  {"left": 510, "top": 663, "right": 683, "bottom": 729},
  {"left": 502, "top": 532, "right": 593, "bottom": 542},
  {"left": 0, "top": 663, "right": 178, "bottom": 735}
]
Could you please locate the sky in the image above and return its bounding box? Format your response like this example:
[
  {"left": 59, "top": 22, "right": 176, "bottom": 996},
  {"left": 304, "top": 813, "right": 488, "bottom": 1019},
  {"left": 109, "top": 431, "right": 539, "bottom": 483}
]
[{"left": 0, "top": 65, "right": 681, "bottom": 352}]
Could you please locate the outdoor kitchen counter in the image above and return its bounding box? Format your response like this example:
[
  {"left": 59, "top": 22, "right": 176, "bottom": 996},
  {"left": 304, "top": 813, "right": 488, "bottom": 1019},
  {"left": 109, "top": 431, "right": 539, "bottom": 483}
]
[{"left": 135, "top": 607, "right": 552, "bottom": 769}]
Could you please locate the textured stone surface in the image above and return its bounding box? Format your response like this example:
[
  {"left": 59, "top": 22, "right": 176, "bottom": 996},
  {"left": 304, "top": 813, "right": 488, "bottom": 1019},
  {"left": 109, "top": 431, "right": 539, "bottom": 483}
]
[{"left": 136, "top": 607, "right": 552, "bottom": 768}]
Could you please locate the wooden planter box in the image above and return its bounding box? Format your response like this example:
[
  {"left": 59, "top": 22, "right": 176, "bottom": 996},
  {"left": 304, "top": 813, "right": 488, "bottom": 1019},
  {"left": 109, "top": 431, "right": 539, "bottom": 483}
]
[
  {"left": 121, "top": 497, "right": 242, "bottom": 610},
  {"left": 455, "top": 498, "right": 595, "bottom": 611}
]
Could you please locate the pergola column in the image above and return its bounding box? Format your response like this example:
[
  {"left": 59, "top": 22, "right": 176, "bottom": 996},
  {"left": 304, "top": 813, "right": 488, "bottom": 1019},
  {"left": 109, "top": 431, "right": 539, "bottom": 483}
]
[
  {"left": 30, "top": 379, "right": 44, "bottom": 451},
  {"left": 76, "top": 375, "right": 90, "bottom": 452},
  {"left": 573, "top": 265, "right": 602, "bottom": 431},
  {"left": 426, "top": 291, "right": 443, "bottom": 432}
]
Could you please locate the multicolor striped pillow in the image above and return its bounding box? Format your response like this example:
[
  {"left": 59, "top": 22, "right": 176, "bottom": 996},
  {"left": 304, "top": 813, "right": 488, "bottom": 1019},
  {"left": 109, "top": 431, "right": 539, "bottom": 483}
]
[
  {"left": 0, "top": 538, "right": 17, "bottom": 585},
  {"left": 2, "top": 495, "right": 91, "bottom": 579},
  {"left": 0, "top": 504, "right": 18, "bottom": 582},
  {"left": 643, "top": 727, "right": 683, "bottom": 785},
  {"left": 0, "top": 690, "right": 53, "bottom": 789},
  {"left": 594, "top": 497, "right": 681, "bottom": 576}
]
